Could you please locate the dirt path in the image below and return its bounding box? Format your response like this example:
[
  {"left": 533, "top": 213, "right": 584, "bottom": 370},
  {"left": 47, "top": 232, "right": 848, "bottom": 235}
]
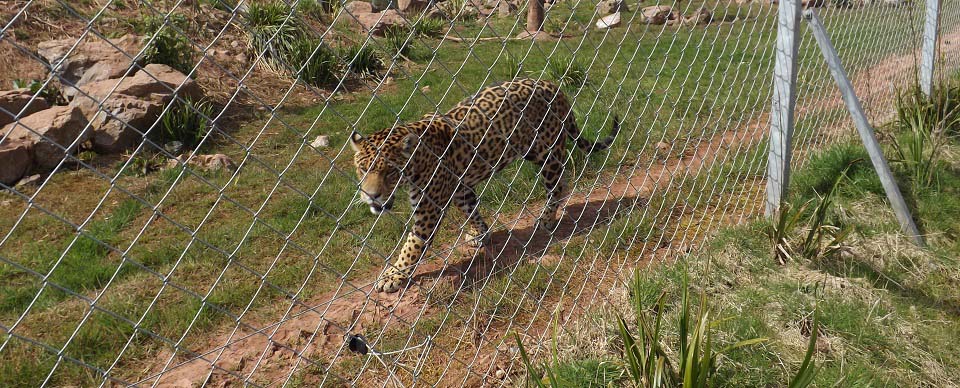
[{"left": 140, "top": 28, "right": 960, "bottom": 387}]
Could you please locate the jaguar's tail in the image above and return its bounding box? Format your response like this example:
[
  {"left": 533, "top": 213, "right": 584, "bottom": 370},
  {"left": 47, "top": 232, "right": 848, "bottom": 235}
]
[{"left": 569, "top": 114, "right": 620, "bottom": 153}]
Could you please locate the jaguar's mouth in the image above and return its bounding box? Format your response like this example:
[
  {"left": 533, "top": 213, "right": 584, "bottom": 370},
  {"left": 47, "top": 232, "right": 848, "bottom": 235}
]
[{"left": 369, "top": 200, "right": 394, "bottom": 215}]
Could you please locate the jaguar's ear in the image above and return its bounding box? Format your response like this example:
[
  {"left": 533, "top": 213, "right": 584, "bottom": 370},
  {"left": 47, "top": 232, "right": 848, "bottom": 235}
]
[
  {"left": 401, "top": 132, "right": 419, "bottom": 157},
  {"left": 348, "top": 131, "right": 363, "bottom": 152}
]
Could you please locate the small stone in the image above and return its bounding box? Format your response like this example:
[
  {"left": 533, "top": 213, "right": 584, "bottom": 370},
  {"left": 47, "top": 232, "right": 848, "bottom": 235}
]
[
  {"left": 495, "top": 368, "right": 507, "bottom": 380},
  {"left": 165, "top": 141, "right": 184, "bottom": 154},
  {"left": 420, "top": 85, "right": 431, "bottom": 93},
  {"left": 230, "top": 40, "right": 241, "bottom": 49},
  {"left": 15, "top": 174, "right": 42, "bottom": 189},
  {"left": 311, "top": 135, "right": 330, "bottom": 148},
  {"left": 656, "top": 141, "right": 671, "bottom": 153},
  {"left": 596, "top": 12, "right": 622, "bottom": 29}
]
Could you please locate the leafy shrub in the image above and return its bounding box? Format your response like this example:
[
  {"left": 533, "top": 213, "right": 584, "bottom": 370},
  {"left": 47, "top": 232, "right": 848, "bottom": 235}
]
[
  {"left": 136, "top": 14, "right": 195, "bottom": 75},
  {"left": 286, "top": 38, "right": 339, "bottom": 86},
  {"left": 339, "top": 44, "right": 381, "bottom": 76},
  {"left": 156, "top": 97, "right": 214, "bottom": 150}
]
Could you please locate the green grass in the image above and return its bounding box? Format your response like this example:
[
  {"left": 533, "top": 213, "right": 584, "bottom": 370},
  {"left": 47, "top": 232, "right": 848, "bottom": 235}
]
[
  {"left": 529, "top": 139, "right": 960, "bottom": 386},
  {"left": 0, "top": 0, "right": 952, "bottom": 385}
]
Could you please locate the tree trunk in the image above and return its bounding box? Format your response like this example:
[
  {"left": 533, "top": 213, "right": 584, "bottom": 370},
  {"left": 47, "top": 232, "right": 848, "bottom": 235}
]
[{"left": 527, "top": 0, "right": 544, "bottom": 32}]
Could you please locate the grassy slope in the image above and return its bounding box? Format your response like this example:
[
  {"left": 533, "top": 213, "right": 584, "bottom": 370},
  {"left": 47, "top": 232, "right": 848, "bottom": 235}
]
[
  {"left": 537, "top": 139, "right": 960, "bottom": 387},
  {"left": 0, "top": 0, "right": 940, "bottom": 385}
]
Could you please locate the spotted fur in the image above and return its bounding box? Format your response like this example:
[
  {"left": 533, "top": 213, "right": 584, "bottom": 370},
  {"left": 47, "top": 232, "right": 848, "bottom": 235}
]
[{"left": 349, "top": 78, "right": 619, "bottom": 293}]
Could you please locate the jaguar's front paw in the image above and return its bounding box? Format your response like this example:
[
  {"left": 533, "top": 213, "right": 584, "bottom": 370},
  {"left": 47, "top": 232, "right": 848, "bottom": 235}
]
[
  {"left": 534, "top": 217, "right": 559, "bottom": 235},
  {"left": 465, "top": 230, "right": 490, "bottom": 249},
  {"left": 374, "top": 268, "right": 408, "bottom": 293}
]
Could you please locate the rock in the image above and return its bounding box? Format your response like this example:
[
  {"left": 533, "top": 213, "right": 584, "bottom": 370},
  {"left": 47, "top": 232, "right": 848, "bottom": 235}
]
[
  {"left": 311, "top": 135, "right": 330, "bottom": 148},
  {"left": 344, "top": 0, "right": 376, "bottom": 14},
  {"left": 15, "top": 174, "right": 42, "bottom": 189},
  {"left": 596, "top": 12, "right": 622, "bottom": 29},
  {"left": 596, "top": 0, "right": 629, "bottom": 14},
  {"left": 2, "top": 105, "right": 89, "bottom": 169},
  {"left": 70, "top": 64, "right": 203, "bottom": 153},
  {"left": 641, "top": 5, "right": 672, "bottom": 24},
  {"left": 37, "top": 34, "right": 142, "bottom": 99},
  {"left": 356, "top": 10, "right": 408, "bottom": 36},
  {"left": 168, "top": 153, "right": 236, "bottom": 172},
  {"left": 369, "top": 0, "right": 396, "bottom": 10},
  {"left": 684, "top": 6, "right": 712, "bottom": 25},
  {"left": 0, "top": 141, "right": 32, "bottom": 185},
  {"left": 0, "top": 89, "right": 51, "bottom": 127},
  {"left": 421, "top": 85, "right": 431, "bottom": 93},
  {"left": 485, "top": 0, "right": 518, "bottom": 15},
  {"left": 398, "top": 0, "right": 431, "bottom": 11}
]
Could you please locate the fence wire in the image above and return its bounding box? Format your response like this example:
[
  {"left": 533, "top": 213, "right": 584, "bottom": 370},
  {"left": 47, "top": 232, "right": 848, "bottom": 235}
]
[{"left": 0, "top": 0, "right": 955, "bottom": 385}]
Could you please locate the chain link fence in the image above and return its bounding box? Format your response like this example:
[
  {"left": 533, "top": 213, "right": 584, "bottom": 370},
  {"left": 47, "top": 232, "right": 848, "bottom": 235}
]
[{"left": 0, "top": 0, "right": 955, "bottom": 385}]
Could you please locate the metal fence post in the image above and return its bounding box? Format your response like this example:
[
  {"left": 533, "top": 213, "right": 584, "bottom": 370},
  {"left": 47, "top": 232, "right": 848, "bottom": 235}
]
[
  {"left": 764, "top": 0, "right": 803, "bottom": 218},
  {"left": 803, "top": 9, "right": 925, "bottom": 246},
  {"left": 920, "top": 0, "right": 941, "bottom": 96}
]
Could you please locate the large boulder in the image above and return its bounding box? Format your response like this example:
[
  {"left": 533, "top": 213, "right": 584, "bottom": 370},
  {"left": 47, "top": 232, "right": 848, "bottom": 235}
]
[
  {"left": 596, "top": 12, "right": 622, "bottom": 29},
  {"left": 398, "top": 0, "right": 432, "bottom": 11},
  {"left": 596, "top": 0, "right": 628, "bottom": 14},
  {"left": 2, "top": 105, "right": 89, "bottom": 169},
  {"left": 0, "top": 141, "right": 32, "bottom": 185},
  {"left": 356, "top": 10, "right": 409, "bottom": 36},
  {"left": 69, "top": 64, "right": 203, "bottom": 153},
  {"left": 0, "top": 89, "right": 51, "bottom": 127},
  {"left": 344, "top": 1, "right": 376, "bottom": 14},
  {"left": 684, "top": 6, "right": 712, "bottom": 25},
  {"left": 642, "top": 5, "right": 673, "bottom": 24},
  {"left": 37, "top": 34, "right": 142, "bottom": 99}
]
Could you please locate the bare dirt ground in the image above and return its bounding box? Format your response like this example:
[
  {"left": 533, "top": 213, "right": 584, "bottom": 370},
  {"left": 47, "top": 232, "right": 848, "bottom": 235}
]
[{"left": 135, "top": 28, "right": 960, "bottom": 388}]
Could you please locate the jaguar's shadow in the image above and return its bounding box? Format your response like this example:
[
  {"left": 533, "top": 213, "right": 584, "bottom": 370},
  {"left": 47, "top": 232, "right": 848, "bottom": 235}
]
[{"left": 412, "top": 194, "right": 648, "bottom": 290}]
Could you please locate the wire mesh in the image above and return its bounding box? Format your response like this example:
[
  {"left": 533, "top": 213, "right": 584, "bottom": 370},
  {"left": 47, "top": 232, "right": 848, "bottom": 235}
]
[{"left": 0, "top": 0, "right": 954, "bottom": 385}]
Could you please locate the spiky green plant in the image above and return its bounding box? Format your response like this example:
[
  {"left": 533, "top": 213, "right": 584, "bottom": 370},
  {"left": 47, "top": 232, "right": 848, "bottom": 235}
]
[
  {"left": 244, "top": 1, "right": 304, "bottom": 72},
  {"left": 286, "top": 37, "right": 339, "bottom": 86},
  {"left": 788, "top": 310, "right": 821, "bottom": 388},
  {"left": 412, "top": 17, "right": 446, "bottom": 38},
  {"left": 381, "top": 26, "right": 414, "bottom": 58},
  {"left": 340, "top": 43, "right": 381, "bottom": 76},
  {"left": 545, "top": 54, "right": 589, "bottom": 90},
  {"left": 769, "top": 159, "right": 857, "bottom": 263},
  {"left": 887, "top": 84, "right": 960, "bottom": 192},
  {"left": 156, "top": 97, "right": 215, "bottom": 151}
]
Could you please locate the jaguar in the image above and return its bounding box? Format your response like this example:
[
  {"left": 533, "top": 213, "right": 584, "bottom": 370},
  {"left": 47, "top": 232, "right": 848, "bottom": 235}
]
[{"left": 349, "top": 78, "right": 619, "bottom": 293}]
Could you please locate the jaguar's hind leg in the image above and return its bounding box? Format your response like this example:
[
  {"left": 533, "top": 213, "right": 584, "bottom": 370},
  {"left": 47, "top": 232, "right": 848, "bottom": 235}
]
[
  {"left": 534, "top": 152, "right": 567, "bottom": 234},
  {"left": 454, "top": 187, "right": 489, "bottom": 248}
]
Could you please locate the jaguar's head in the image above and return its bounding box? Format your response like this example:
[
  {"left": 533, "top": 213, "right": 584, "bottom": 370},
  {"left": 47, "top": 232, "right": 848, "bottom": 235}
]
[{"left": 348, "top": 130, "right": 418, "bottom": 215}]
